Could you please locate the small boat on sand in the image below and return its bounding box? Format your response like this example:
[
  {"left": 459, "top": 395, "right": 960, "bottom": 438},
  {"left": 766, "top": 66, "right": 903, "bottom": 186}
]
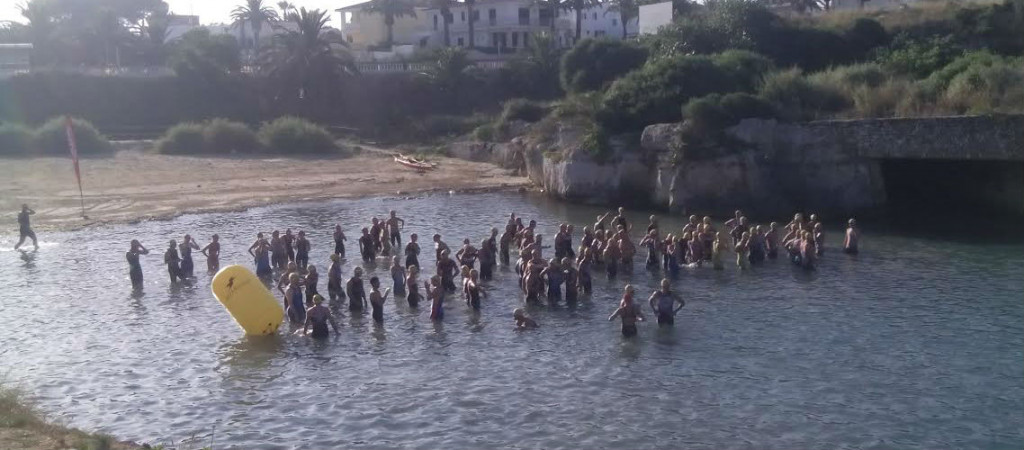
[{"left": 394, "top": 154, "right": 437, "bottom": 171}]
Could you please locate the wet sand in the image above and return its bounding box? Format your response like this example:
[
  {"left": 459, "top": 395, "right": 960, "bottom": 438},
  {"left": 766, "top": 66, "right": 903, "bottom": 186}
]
[{"left": 0, "top": 144, "right": 528, "bottom": 232}]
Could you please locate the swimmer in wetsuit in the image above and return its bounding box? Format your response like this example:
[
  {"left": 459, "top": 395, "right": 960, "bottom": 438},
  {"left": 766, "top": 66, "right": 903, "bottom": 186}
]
[
  {"left": 765, "top": 222, "right": 780, "bottom": 260},
  {"left": 390, "top": 256, "right": 406, "bottom": 296},
  {"left": 333, "top": 225, "right": 347, "bottom": 258},
  {"left": 303, "top": 294, "right": 340, "bottom": 338},
  {"left": 436, "top": 249, "right": 458, "bottom": 292},
  {"left": 277, "top": 262, "right": 299, "bottom": 297},
  {"left": 540, "top": 260, "right": 563, "bottom": 303},
  {"left": 295, "top": 230, "right": 311, "bottom": 269},
  {"left": 304, "top": 265, "right": 319, "bottom": 305},
  {"left": 466, "top": 269, "right": 486, "bottom": 310},
  {"left": 843, "top": 218, "right": 859, "bottom": 255},
  {"left": 478, "top": 237, "right": 496, "bottom": 280},
  {"left": 405, "top": 233, "right": 421, "bottom": 270},
  {"left": 200, "top": 234, "right": 221, "bottom": 273},
  {"left": 285, "top": 273, "right": 306, "bottom": 324},
  {"left": 711, "top": 232, "right": 726, "bottom": 270},
  {"left": 405, "top": 265, "right": 422, "bottom": 308},
  {"left": 327, "top": 253, "right": 344, "bottom": 305},
  {"left": 270, "top": 230, "right": 286, "bottom": 270},
  {"left": 609, "top": 284, "right": 644, "bottom": 337},
  {"left": 164, "top": 240, "right": 181, "bottom": 284},
  {"left": 248, "top": 233, "right": 272, "bottom": 280},
  {"left": 456, "top": 239, "right": 478, "bottom": 270},
  {"left": 178, "top": 235, "right": 200, "bottom": 279},
  {"left": 14, "top": 204, "right": 38, "bottom": 251},
  {"left": 386, "top": 210, "right": 405, "bottom": 247},
  {"left": 359, "top": 228, "right": 376, "bottom": 262},
  {"left": 126, "top": 240, "right": 149, "bottom": 290},
  {"left": 648, "top": 279, "right": 684, "bottom": 326},
  {"left": 346, "top": 267, "right": 367, "bottom": 312},
  {"left": 368, "top": 276, "right": 391, "bottom": 324},
  {"left": 562, "top": 257, "right": 579, "bottom": 303},
  {"left": 426, "top": 275, "right": 444, "bottom": 321},
  {"left": 284, "top": 228, "right": 296, "bottom": 263},
  {"left": 735, "top": 232, "right": 751, "bottom": 270},
  {"left": 433, "top": 234, "right": 450, "bottom": 261},
  {"left": 514, "top": 308, "right": 539, "bottom": 330}
]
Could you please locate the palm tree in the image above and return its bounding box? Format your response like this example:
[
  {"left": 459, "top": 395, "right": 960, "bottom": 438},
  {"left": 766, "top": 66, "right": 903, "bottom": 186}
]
[
  {"left": 604, "top": 0, "right": 637, "bottom": 39},
  {"left": 430, "top": 0, "right": 454, "bottom": 46},
  {"left": 260, "top": 8, "right": 356, "bottom": 106},
  {"left": 465, "top": 0, "right": 476, "bottom": 49},
  {"left": 363, "top": 0, "right": 417, "bottom": 48},
  {"left": 231, "top": 0, "right": 279, "bottom": 52},
  {"left": 563, "top": 0, "right": 596, "bottom": 43},
  {"left": 277, "top": 1, "right": 298, "bottom": 20}
]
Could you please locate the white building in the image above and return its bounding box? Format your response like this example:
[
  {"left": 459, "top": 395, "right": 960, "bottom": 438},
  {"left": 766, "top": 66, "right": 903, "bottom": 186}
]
[
  {"left": 638, "top": 1, "right": 672, "bottom": 36},
  {"left": 164, "top": 14, "right": 201, "bottom": 42},
  {"left": 337, "top": 0, "right": 630, "bottom": 60}
]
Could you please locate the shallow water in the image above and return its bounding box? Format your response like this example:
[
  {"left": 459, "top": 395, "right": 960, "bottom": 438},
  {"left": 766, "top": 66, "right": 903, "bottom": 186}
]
[{"left": 1, "top": 192, "right": 1022, "bottom": 450}]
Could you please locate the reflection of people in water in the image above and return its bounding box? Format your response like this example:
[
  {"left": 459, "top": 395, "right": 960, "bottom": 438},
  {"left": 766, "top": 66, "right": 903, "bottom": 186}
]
[
  {"left": 303, "top": 294, "right": 339, "bottom": 338},
  {"left": 14, "top": 204, "right": 38, "bottom": 251},
  {"left": 127, "top": 240, "right": 149, "bottom": 290}
]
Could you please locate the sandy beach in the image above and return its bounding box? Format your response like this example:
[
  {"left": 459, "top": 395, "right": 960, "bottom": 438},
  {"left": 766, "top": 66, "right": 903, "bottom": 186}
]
[{"left": 0, "top": 144, "right": 529, "bottom": 232}]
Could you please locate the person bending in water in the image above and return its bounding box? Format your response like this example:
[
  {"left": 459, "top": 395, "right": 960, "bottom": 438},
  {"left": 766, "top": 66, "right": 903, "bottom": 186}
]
[
  {"left": 390, "top": 256, "right": 406, "bottom": 296},
  {"left": 609, "top": 285, "right": 644, "bottom": 337},
  {"left": 127, "top": 240, "right": 149, "bottom": 290},
  {"left": 386, "top": 210, "right": 405, "bottom": 247},
  {"left": 843, "top": 218, "right": 859, "bottom": 254},
  {"left": 346, "top": 267, "right": 367, "bottom": 312},
  {"left": 405, "top": 233, "right": 421, "bottom": 269},
  {"left": 406, "top": 266, "right": 422, "bottom": 308},
  {"left": 359, "top": 228, "right": 376, "bottom": 262},
  {"left": 164, "top": 240, "right": 181, "bottom": 284},
  {"left": 514, "top": 308, "right": 539, "bottom": 330},
  {"left": 14, "top": 204, "right": 38, "bottom": 251},
  {"left": 368, "top": 276, "right": 391, "bottom": 324},
  {"left": 327, "top": 254, "right": 344, "bottom": 305},
  {"left": 285, "top": 273, "right": 306, "bottom": 323},
  {"left": 178, "top": 235, "right": 200, "bottom": 279},
  {"left": 303, "top": 294, "right": 340, "bottom": 338},
  {"left": 304, "top": 265, "right": 320, "bottom": 306},
  {"left": 333, "top": 225, "right": 347, "bottom": 258},
  {"left": 649, "top": 279, "right": 685, "bottom": 326},
  {"left": 295, "top": 230, "right": 311, "bottom": 269},
  {"left": 201, "top": 235, "right": 221, "bottom": 273}
]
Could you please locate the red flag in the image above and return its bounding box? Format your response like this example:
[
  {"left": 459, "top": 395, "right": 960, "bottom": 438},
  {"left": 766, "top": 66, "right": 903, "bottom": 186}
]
[{"left": 64, "top": 116, "right": 86, "bottom": 218}]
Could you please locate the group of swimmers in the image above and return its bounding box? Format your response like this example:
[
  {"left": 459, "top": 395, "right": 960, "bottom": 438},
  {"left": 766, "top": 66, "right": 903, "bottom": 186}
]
[{"left": 81, "top": 204, "right": 862, "bottom": 338}]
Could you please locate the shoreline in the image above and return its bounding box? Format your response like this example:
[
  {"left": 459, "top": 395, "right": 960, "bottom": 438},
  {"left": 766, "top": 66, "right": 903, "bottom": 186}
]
[{"left": 0, "top": 145, "right": 531, "bottom": 234}]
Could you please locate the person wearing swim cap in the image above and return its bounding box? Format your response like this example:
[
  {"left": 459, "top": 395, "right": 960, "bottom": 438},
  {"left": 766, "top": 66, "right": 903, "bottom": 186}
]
[
  {"left": 303, "top": 294, "right": 339, "bottom": 338},
  {"left": 648, "top": 279, "right": 685, "bottom": 326},
  {"left": 513, "top": 308, "right": 538, "bottom": 330},
  {"left": 346, "top": 267, "right": 367, "bottom": 312},
  {"left": 609, "top": 284, "right": 644, "bottom": 337},
  {"left": 126, "top": 240, "right": 149, "bottom": 290}
]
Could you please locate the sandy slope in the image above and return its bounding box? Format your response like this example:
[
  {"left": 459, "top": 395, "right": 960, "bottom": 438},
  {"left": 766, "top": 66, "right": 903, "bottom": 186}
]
[{"left": 0, "top": 145, "right": 528, "bottom": 232}]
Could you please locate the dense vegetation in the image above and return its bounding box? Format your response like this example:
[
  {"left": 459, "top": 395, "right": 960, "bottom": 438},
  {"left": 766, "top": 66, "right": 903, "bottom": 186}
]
[
  {"left": 0, "top": 117, "right": 113, "bottom": 156},
  {"left": 155, "top": 117, "right": 342, "bottom": 155}
]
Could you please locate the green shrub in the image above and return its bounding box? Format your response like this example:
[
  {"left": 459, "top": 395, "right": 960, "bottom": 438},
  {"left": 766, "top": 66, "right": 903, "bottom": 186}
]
[
  {"left": 759, "top": 69, "right": 849, "bottom": 121},
  {"left": 875, "top": 34, "right": 963, "bottom": 78},
  {"left": 560, "top": 39, "right": 649, "bottom": 93},
  {"left": 411, "top": 114, "right": 489, "bottom": 139},
  {"left": 258, "top": 117, "right": 339, "bottom": 154},
  {"left": 921, "top": 51, "right": 1008, "bottom": 93},
  {"left": 683, "top": 92, "right": 776, "bottom": 131},
  {"left": 580, "top": 124, "right": 613, "bottom": 163},
  {"left": 0, "top": 123, "right": 33, "bottom": 156},
  {"left": 155, "top": 122, "right": 206, "bottom": 155},
  {"left": 712, "top": 50, "right": 776, "bottom": 92},
  {"left": 500, "top": 99, "right": 549, "bottom": 123},
  {"left": 941, "top": 61, "right": 1024, "bottom": 114},
  {"left": 472, "top": 123, "right": 497, "bottom": 142},
  {"left": 203, "top": 119, "right": 262, "bottom": 154},
  {"left": 810, "top": 63, "right": 888, "bottom": 89},
  {"left": 33, "top": 117, "right": 113, "bottom": 156}
]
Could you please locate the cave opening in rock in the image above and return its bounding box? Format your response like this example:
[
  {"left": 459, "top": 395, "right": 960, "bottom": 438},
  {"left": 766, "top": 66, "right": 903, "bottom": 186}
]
[{"left": 880, "top": 159, "right": 1024, "bottom": 218}]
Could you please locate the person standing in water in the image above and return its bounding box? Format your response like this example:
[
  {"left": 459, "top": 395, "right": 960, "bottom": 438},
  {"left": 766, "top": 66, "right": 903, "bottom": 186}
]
[
  {"left": 346, "top": 267, "right": 367, "bottom": 312},
  {"left": 14, "top": 204, "right": 38, "bottom": 251},
  {"left": 578, "top": 248, "right": 594, "bottom": 294},
  {"left": 178, "top": 235, "right": 200, "bottom": 279},
  {"left": 303, "top": 294, "right": 340, "bottom": 338},
  {"left": 609, "top": 285, "right": 644, "bottom": 337},
  {"left": 333, "top": 225, "right": 347, "bottom": 259},
  {"left": 843, "top": 218, "right": 859, "bottom": 255},
  {"left": 562, "top": 257, "right": 579, "bottom": 303},
  {"left": 295, "top": 230, "right": 311, "bottom": 270},
  {"left": 368, "top": 276, "right": 391, "bottom": 324},
  {"left": 270, "top": 230, "right": 286, "bottom": 270},
  {"left": 765, "top": 222, "right": 780, "bottom": 260},
  {"left": 164, "top": 240, "right": 181, "bottom": 284},
  {"left": 813, "top": 223, "right": 825, "bottom": 257},
  {"left": 466, "top": 269, "right": 486, "bottom": 311},
  {"left": 478, "top": 237, "right": 496, "bottom": 281},
  {"left": 277, "top": 262, "right": 300, "bottom": 297},
  {"left": 248, "top": 233, "right": 272, "bottom": 280},
  {"left": 359, "top": 228, "right": 376, "bottom": 262},
  {"left": 426, "top": 276, "right": 444, "bottom": 321},
  {"left": 284, "top": 229, "right": 296, "bottom": 263},
  {"left": 735, "top": 232, "right": 751, "bottom": 270},
  {"left": 327, "top": 254, "right": 344, "bottom": 305},
  {"left": 513, "top": 308, "right": 539, "bottom": 330},
  {"left": 127, "top": 240, "right": 149, "bottom": 290},
  {"left": 436, "top": 249, "right": 458, "bottom": 293},
  {"left": 540, "top": 260, "right": 564, "bottom": 303},
  {"left": 406, "top": 265, "right": 422, "bottom": 308},
  {"left": 201, "top": 235, "right": 221, "bottom": 273},
  {"left": 648, "top": 279, "right": 685, "bottom": 326},
  {"left": 456, "top": 238, "right": 479, "bottom": 270},
  {"left": 390, "top": 256, "right": 406, "bottom": 296},
  {"left": 386, "top": 210, "right": 405, "bottom": 247},
  {"left": 284, "top": 273, "right": 305, "bottom": 324},
  {"left": 433, "top": 234, "right": 450, "bottom": 261},
  {"left": 304, "top": 265, "right": 319, "bottom": 306},
  {"left": 405, "top": 233, "right": 421, "bottom": 270},
  {"left": 712, "top": 232, "right": 726, "bottom": 270}
]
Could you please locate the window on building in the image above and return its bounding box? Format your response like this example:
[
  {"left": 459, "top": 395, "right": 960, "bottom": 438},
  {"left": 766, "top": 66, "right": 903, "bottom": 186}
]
[
  {"left": 489, "top": 8, "right": 496, "bottom": 25},
  {"left": 457, "top": 37, "right": 464, "bottom": 46},
  {"left": 523, "top": 31, "right": 530, "bottom": 47},
  {"left": 592, "top": 12, "right": 597, "bottom": 20},
  {"left": 512, "top": 31, "right": 519, "bottom": 47},
  {"left": 472, "top": 10, "right": 479, "bottom": 22},
  {"left": 518, "top": 8, "right": 530, "bottom": 25},
  {"left": 434, "top": 14, "right": 438, "bottom": 30},
  {"left": 539, "top": 8, "right": 552, "bottom": 26},
  {"left": 461, "top": 11, "right": 465, "bottom": 21}
]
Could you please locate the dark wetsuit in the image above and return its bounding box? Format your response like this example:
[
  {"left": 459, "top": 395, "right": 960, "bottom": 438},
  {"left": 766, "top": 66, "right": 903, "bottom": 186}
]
[
  {"left": 438, "top": 259, "right": 458, "bottom": 292},
  {"left": 653, "top": 292, "right": 676, "bottom": 326},
  {"left": 430, "top": 291, "right": 444, "bottom": 320},
  {"left": 392, "top": 267, "right": 406, "bottom": 295},
  {"left": 546, "top": 270, "right": 563, "bottom": 302},
  {"left": 308, "top": 308, "right": 330, "bottom": 339},
  {"left": 334, "top": 232, "right": 346, "bottom": 258},
  {"left": 407, "top": 279, "right": 421, "bottom": 307},
  {"left": 564, "top": 268, "right": 579, "bottom": 302},
  {"left": 619, "top": 305, "right": 639, "bottom": 337},
  {"left": 371, "top": 296, "right": 384, "bottom": 323},
  {"left": 205, "top": 242, "right": 220, "bottom": 272},
  {"left": 164, "top": 247, "right": 181, "bottom": 283},
  {"left": 370, "top": 224, "right": 383, "bottom": 251},
  {"left": 255, "top": 247, "right": 272, "bottom": 279},
  {"left": 346, "top": 277, "right": 366, "bottom": 311},
  {"left": 479, "top": 246, "right": 495, "bottom": 280},
  {"left": 296, "top": 238, "right": 310, "bottom": 269},
  {"left": 644, "top": 240, "right": 658, "bottom": 268},
  {"left": 305, "top": 272, "right": 319, "bottom": 305},
  {"left": 749, "top": 235, "right": 766, "bottom": 264},
  {"left": 287, "top": 287, "right": 305, "bottom": 323},
  {"left": 405, "top": 243, "right": 420, "bottom": 270},
  {"left": 17, "top": 211, "right": 36, "bottom": 244},
  {"left": 284, "top": 234, "right": 295, "bottom": 263},
  {"left": 328, "top": 264, "right": 343, "bottom": 302},
  {"left": 127, "top": 250, "right": 144, "bottom": 289},
  {"left": 360, "top": 235, "right": 376, "bottom": 262},
  {"left": 730, "top": 224, "right": 748, "bottom": 246},
  {"left": 179, "top": 244, "right": 195, "bottom": 279},
  {"left": 467, "top": 284, "right": 481, "bottom": 310},
  {"left": 499, "top": 231, "right": 513, "bottom": 265},
  {"left": 578, "top": 260, "right": 593, "bottom": 294}
]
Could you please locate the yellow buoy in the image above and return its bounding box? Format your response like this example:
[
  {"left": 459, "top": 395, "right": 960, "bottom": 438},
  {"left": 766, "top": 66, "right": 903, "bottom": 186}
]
[{"left": 211, "top": 265, "right": 283, "bottom": 336}]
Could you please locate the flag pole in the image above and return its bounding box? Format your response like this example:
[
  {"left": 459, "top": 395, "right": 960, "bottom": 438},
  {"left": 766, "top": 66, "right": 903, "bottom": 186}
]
[{"left": 64, "top": 116, "right": 88, "bottom": 219}]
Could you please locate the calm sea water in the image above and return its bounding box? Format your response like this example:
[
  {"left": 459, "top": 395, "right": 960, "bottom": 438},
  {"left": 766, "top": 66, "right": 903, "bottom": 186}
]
[{"left": 0, "top": 192, "right": 1021, "bottom": 450}]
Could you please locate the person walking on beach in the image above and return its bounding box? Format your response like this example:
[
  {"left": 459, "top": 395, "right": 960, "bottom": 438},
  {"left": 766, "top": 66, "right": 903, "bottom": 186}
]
[
  {"left": 164, "top": 240, "right": 181, "bottom": 284},
  {"left": 201, "top": 234, "right": 221, "bottom": 273},
  {"left": 14, "top": 204, "right": 38, "bottom": 251},
  {"left": 648, "top": 279, "right": 685, "bottom": 326},
  {"left": 333, "top": 225, "right": 347, "bottom": 259},
  {"left": 127, "top": 240, "right": 149, "bottom": 290},
  {"left": 178, "top": 235, "right": 200, "bottom": 279},
  {"left": 303, "top": 294, "right": 340, "bottom": 338},
  {"left": 386, "top": 210, "right": 405, "bottom": 247},
  {"left": 609, "top": 284, "right": 644, "bottom": 337}
]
